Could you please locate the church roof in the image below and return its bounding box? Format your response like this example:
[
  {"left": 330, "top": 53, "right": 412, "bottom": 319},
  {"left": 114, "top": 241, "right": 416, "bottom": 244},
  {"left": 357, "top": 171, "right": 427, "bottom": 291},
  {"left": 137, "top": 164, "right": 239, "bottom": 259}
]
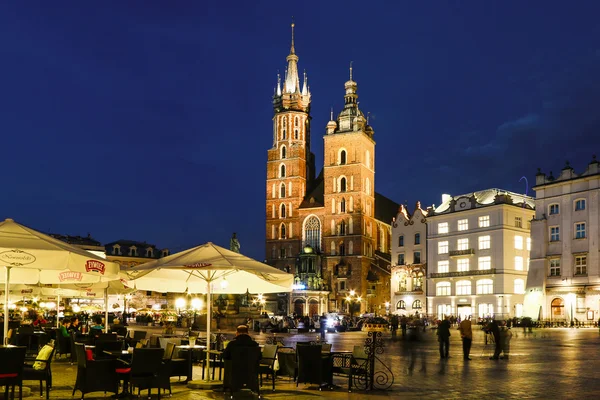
[
  {"left": 298, "top": 172, "right": 324, "bottom": 209},
  {"left": 374, "top": 192, "right": 400, "bottom": 224}
]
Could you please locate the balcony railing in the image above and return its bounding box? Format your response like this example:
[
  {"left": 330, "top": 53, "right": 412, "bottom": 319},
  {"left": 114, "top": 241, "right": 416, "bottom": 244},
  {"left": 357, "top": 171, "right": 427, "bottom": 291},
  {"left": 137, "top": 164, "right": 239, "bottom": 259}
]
[
  {"left": 394, "top": 289, "right": 424, "bottom": 295},
  {"left": 430, "top": 268, "right": 496, "bottom": 278},
  {"left": 449, "top": 249, "right": 475, "bottom": 257}
]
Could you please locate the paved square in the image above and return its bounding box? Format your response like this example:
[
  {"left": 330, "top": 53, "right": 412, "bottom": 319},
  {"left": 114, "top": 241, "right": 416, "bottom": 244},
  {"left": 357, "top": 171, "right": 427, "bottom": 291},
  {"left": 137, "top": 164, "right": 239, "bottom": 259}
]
[{"left": 33, "top": 327, "right": 600, "bottom": 399}]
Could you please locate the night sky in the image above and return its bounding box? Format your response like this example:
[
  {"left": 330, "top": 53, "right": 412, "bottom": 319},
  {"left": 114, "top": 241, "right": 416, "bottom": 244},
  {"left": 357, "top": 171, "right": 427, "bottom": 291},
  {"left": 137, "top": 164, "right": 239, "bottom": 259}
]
[{"left": 2, "top": 2, "right": 599, "bottom": 261}]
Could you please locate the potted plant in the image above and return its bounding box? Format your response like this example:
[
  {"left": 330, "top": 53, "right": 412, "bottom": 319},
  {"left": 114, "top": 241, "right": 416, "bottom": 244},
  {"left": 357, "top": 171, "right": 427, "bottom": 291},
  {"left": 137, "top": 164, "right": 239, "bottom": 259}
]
[{"left": 362, "top": 317, "right": 388, "bottom": 332}]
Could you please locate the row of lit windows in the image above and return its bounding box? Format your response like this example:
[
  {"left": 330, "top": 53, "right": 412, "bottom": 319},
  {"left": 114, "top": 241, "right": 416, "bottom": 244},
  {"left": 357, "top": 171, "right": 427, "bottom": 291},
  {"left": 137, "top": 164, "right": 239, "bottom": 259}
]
[
  {"left": 549, "top": 255, "right": 587, "bottom": 277},
  {"left": 437, "top": 256, "right": 528, "bottom": 272},
  {"left": 396, "top": 299, "right": 422, "bottom": 310},
  {"left": 435, "top": 279, "right": 524, "bottom": 296},
  {"left": 437, "top": 214, "right": 529, "bottom": 234},
  {"left": 436, "top": 235, "right": 530, "bottom": 254},
  {"left": 396, "top": 252, "right": 422, "bottom": 265},
  {"left": 549, "top": 223, "right": 587, "bottom": 241},
  {"left": 436, "top": 304, "right": 522, "bottom": 319},
  {"left": 436, "top": 279, "right": 496, "bottom": 295},
  {"left": 438, "top": 216, "right": 489, "bottom": 233},
  {"left": 548, "top": 199, "right": 587, "bottom": 215}
]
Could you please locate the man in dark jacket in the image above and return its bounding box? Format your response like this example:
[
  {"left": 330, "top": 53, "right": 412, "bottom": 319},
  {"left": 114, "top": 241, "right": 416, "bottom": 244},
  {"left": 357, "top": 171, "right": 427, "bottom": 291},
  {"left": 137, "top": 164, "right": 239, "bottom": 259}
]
[
  {"left": 437, "top": 316, "right": 451, "bottom": 359},
  {"left": 223, "top": 325, "right": 259, "bottom": 360}
]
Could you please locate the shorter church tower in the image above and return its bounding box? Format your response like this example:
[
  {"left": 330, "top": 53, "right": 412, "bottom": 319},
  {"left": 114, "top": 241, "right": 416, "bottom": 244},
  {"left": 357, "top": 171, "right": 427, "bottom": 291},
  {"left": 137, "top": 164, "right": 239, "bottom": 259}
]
[{"left": 322, "top": 65, "right": 377, "bottom": 314}]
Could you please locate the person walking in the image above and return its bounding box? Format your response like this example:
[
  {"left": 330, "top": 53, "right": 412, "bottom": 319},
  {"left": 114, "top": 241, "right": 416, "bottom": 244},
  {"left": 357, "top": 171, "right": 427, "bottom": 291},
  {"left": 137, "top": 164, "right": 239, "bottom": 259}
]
[
  {"left": 500, "top": 322, "right": 513, "bottom": 360},
  {"left": 487, "top": 319, "right": 501, "bottom": 360},
  {"left": 437, "top": 316, "right": 451, "bottom": 359},
  {"left": 458, "top": 316, "right": 473, "bottom": 360},
  {"left": 319, "top": 313, "right": 328, "bottom": 340}
]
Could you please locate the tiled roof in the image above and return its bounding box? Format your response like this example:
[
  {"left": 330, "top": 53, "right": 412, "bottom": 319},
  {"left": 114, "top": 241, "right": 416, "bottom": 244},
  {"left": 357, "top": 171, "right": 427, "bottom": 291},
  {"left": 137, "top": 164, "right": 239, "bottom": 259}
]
[
  {"left": 49, "top": 233, "right": 102, "bottom": 247},
  {"left": 374, "top": 192, "right": 400, "bottom": 224},
  {"left": 104, "top": 239, "right": 157, "bottom": 248},
  {"left": 299, "top": 172, "right": 324, "bottom": 209}
]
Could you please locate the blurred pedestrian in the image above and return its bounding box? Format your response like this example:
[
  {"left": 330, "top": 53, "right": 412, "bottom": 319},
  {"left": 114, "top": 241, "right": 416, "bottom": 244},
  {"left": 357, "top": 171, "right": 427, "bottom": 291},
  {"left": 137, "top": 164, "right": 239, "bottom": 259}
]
[
  {"left": 488, "top": 319, "right": 501, "bottom": 360},
  {"left": 458, "top": 315, "right": 473, "bottom": 360},
  {"left": 437, "top": 316, "right": 451, "bottom": 359}
]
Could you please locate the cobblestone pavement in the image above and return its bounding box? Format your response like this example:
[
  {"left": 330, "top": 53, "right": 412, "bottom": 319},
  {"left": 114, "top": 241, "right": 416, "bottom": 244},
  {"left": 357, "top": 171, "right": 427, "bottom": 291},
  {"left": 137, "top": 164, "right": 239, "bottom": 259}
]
[{"left": 34, "top": 327, "right": 600, "bottom": 400}]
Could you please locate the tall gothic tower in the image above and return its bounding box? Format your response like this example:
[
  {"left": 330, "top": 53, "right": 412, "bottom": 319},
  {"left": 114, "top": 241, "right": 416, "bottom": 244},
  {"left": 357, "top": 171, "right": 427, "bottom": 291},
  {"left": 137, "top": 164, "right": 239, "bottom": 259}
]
[
  {"left": 265, "top": 23, "right": 314, "bottom": 271},
  {"left": 323, "top": 65, "right": 376, "bottom": 313}
]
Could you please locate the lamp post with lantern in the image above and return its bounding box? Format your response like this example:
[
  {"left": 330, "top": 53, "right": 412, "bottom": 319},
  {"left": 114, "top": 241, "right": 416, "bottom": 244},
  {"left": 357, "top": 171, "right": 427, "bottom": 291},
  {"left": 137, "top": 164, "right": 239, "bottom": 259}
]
[{"left": 345, "top": 290, "right": 362, "bottom": 317}]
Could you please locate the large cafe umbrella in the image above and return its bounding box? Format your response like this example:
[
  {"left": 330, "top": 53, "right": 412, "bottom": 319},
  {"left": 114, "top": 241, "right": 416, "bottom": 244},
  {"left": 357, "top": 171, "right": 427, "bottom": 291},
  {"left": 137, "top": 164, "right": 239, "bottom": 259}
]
[
  {"left": 127, "top": 242, "right": 293, "bottom": 381},
  {"left": 0, "top": 218, "right": 120, "bottom": 342}
]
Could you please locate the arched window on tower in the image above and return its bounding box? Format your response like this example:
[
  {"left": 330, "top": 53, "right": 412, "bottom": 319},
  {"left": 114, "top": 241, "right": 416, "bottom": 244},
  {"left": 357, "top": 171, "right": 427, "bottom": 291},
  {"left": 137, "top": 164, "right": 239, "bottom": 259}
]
[
  {"left": 348, "top": 241, "right": 353, "bottom": 255},
  {"left": 280, "top": 223, "right": 286, "bottom": 239},
  {"left": 295, "top": 116, "right": 299, "bottom": 126},
  {"left": 340, "top": 220, "right": 347, "bottom": 236},
  {"left": 340, "top": 150, "right": 347, "bottom": 165},
  {"left": 281, "top": 146, "right": 286, "bottom": 159},
  {"left": 281, "top": 204, "right": 286, "bottom": 218},
  {"left": 280, "top": 164, "right": 286, "bottom": 178},
  {"left": 340, "top": 177, "right": 347, "bottom": 192},
  {"left": 280, "top": 183, "right": 286, "bottom": 198},
  {"left": 340, "top": 198, "right": 346, "bottom": 213},
  {"left": 339, "top": 242, "right": 346, "bottom": 256},
  {"left": 295, "top": 129, "right": 299, "bottom": 139},
  {"left": 304, "top": 216, "right": 321, "bottom": 251}
]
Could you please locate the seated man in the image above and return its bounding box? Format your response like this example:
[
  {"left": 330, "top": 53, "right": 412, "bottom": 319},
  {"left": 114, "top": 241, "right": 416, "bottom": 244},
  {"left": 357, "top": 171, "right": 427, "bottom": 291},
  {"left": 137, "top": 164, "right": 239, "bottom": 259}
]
[{"left": 223, "top": 325, "right": 259, "bottom": 360}]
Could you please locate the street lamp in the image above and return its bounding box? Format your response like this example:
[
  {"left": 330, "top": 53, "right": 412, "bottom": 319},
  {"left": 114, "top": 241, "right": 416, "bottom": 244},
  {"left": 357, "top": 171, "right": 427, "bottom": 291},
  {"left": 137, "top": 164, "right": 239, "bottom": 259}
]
[
  {"left": 345, "top": 290, "right": 362, "bottom": 317},
  {"left": 175, "top": 297, "right": 186, "bottom": 315}
]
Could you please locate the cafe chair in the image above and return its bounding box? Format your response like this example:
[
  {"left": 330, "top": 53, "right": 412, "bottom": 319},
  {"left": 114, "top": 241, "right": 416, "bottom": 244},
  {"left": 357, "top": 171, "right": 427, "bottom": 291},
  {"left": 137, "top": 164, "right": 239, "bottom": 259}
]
[
  {"left": 95, "top": 340, "right": 124, "bottom": 359},
  {"left": 167, "top": 344, "right": 189, "bottom": 381},
  {"left": 129, "top": 348, "right": 165, "bottom": 399},
  {"left": 0, "top": 346, "right": 27, "bottom": 400},
  {"left": 259, "top": 344, "right": 278, "bottom": 391},
  {"left": 224, "top": 346, "right": 261, "bottom": 399},
  {"left": 98, "top": 333, "right": 118, "bottom": 342},
  {"left": 296, "top": 344, "right": 327, "bottom": 389},
  {"left": 335, "top": 345, "right": 369, "bottom": 392},
  {"left": 274, "top": 347, "right": 296, "bottom": 381},
  {"left": 55, "top": 333, "right": 71, "bottom": 359},
  {"left": 72, "top": 343, "right": 118, "bottom": 399},
  {"left": 127, "top": 330, "right": 147, "bottom": 348},
  {"left": 23, "top": 344, "right": 56, "bottom": 400}
]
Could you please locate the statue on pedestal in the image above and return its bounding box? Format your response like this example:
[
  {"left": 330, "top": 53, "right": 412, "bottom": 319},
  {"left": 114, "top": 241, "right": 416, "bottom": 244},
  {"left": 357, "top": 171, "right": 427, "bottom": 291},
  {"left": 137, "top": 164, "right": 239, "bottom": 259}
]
[{"left": 230, "top": 232, "right": 241, "bottom": 253}]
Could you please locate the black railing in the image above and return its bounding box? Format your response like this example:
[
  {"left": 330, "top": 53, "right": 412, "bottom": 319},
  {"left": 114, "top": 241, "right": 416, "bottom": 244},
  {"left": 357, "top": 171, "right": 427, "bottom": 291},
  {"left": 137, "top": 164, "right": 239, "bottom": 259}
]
[{"left": 449, "top": 249, "right": 475, "bottom": 257}]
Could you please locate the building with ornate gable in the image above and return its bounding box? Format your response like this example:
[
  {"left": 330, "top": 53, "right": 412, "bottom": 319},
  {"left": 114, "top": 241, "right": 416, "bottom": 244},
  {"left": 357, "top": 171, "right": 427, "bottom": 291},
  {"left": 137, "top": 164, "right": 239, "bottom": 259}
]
[
  {"left": 265, "top": 24, "right": 398, "bottom": 315},
  {"left": 390, "top": 203, "right": 429, "bottom": 316}
]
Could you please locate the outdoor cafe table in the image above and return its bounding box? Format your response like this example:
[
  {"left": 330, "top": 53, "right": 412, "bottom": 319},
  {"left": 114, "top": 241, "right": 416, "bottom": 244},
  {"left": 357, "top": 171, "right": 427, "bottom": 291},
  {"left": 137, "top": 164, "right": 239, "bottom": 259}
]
[{"left": 175, "top": 345, "right": 206, "bottom": 383}]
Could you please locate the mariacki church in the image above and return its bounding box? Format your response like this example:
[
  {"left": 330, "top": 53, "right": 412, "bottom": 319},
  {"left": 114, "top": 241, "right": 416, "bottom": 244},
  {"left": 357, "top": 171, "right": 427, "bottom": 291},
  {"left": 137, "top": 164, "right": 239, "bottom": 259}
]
[{"left": 265, "top": 24, "right": 399, "bottom": 317}]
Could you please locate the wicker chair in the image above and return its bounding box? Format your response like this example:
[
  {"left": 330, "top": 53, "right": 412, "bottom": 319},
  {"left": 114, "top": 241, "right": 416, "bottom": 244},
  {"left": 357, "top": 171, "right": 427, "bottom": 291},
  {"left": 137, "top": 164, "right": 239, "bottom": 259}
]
[
  {"left": 23, "top": 345, "right": 56, "bottom": 400},
  {"left": 72, "top": 343, "right": 118, "bottom": 399},
  {"left": 0, "top": 346, "right": 26, "bottom": 400},
  {"left": 259, "top": 344, "right": 278, "bottom": 390},
  {"left": 224, "top": 346, "right": 261, "bottom": 398}
]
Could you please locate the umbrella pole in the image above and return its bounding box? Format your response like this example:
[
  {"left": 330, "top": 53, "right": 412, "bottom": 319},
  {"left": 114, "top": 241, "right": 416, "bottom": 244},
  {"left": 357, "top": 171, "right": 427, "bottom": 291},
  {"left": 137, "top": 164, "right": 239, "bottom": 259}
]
[
  {"left": 104, "top": 288, "right": 109, "bottom": 333},
  {"left": 3, "top": 266, "right": 10, "bottom": 345},
  {"left": 56, "top": 289, "right": 61, "bottom": 328},
  {"left": 205, "top": 276, "right": 211, "bottom": 382}
]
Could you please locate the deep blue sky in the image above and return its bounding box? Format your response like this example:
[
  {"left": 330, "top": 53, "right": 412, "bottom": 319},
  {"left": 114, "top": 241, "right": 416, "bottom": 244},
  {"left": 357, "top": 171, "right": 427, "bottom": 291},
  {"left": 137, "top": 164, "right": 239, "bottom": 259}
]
[{"left": 1, "top": 2, "right": 599, "bottom": 261}]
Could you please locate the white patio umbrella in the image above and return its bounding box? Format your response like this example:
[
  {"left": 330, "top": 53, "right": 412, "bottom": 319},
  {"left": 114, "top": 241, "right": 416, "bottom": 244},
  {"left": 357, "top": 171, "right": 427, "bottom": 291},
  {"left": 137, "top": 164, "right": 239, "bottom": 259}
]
[
  {"left": 127, "top": 242, "right": 293, "bottom": 382},
  {"left": 0, "top": 218, "right": 120, "bottom": 342},
  {"left": 59, "top": 277, "right": 135, "bottom": 332}
]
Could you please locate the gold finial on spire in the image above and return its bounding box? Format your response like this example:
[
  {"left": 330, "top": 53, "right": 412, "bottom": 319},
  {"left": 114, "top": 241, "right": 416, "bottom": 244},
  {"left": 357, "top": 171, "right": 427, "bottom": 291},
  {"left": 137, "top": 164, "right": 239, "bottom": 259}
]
[
  {"left": 290, "top": 17, "right": 296, "bottom": 55},
  {"left": 349, "top": 61, "right": 353, "bottom": 81}
]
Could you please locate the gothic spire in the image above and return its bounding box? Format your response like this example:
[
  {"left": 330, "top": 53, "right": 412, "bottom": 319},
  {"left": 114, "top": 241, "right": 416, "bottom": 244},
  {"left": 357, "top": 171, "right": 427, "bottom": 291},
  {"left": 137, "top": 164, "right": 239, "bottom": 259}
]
[{"left": 284, "top": 21, "right": 300, "bottom": 94}]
